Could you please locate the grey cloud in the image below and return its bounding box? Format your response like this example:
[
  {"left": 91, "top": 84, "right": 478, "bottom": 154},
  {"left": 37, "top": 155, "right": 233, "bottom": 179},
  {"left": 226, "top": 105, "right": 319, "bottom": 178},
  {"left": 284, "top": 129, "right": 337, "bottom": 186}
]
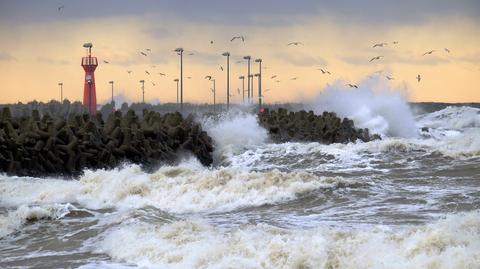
[{"left": 0, "top": 52, "right": 17, "bottom": 62}]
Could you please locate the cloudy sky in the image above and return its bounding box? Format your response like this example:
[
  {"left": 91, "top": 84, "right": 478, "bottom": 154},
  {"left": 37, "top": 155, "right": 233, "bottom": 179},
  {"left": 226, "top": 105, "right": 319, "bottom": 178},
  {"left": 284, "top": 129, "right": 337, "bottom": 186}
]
[{"left": 0, "top": 0, "right": 479, "bottom": 104}]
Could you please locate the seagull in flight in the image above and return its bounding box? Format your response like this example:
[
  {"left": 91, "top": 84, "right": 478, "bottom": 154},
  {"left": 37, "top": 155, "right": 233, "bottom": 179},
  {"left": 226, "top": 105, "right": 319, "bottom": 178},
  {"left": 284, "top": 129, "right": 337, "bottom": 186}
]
[
  {"left": 347, "top": 84, "right": 358, "bottom": 88},
  {"left": 416, "top": 74, "right": 421, "bottom": 82},
  {"left": 318, "top": 68, "right": 331, "bottom": 75},
  {"left": 369, "top": 56, "right": 384, "bottom": 62},
  {"left": 220, "top": 66, "right": 224, "bottom": 71},
  {"left": 127, "top": 70, "right": 132, "bottom": 74},
  {"left": 188, "top": 53, "right": 194, "bottom": 55},
  {"left": 140, "top": 52, "right": 147, "bottom": 56},
  {"left": 444, "top": 48, "right": 451, "bottom": 53},
  {"left": 205, "top": 76, "right": 212, "bottom": 80},
  {"left": 230, "top": 36, "right": 245, "bottom": 42},
  {"left": 271, "top": 75, "right": 277, "bottom": 79},
  {"left": 422, "top": 50, "right": 435, "bottom": 56},
  {"left": 158, "top": 73, "right": 166, "bottom": 76},
  {"left": 187, "top": 76, "right": 192, "bottom": 79},
  {"left": 275, "top": 80, "right": 281, "bottom": 83},
  {"left": 386, "top": 76, "right": 395, "bottom": 80},
  {"left": 151, "top": 82, "right": 156, "bottom": 86},
  {"left": 290, "top": 77, "right": 298, "bottom": 80},
  {"left": 373, "top": 42, "right": 388, "bottom": 48},
  {"left": 146, "top": 49, "right": 151, "bottom": 52},
  {"left": 145, "top": 70, "right": 150, "bottom": 75},
  {"left": 287, "top": 42, "right": 304, "bottom": 46},
  {"left": 58, "top": 5, "right": 64, "bottom": 11},
  {"left": 392, "top": 41, "right": 399, "bottom": 45},
  {"left": 103, "top": 60, "right": 110, "bottom": 64}
]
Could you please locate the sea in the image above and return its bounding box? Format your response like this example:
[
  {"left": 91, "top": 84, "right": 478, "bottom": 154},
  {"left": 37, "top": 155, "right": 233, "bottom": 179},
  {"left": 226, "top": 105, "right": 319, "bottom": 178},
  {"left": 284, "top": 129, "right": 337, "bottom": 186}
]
[{"left": 1, "top": 88, "right": 479, "bottom": 269}]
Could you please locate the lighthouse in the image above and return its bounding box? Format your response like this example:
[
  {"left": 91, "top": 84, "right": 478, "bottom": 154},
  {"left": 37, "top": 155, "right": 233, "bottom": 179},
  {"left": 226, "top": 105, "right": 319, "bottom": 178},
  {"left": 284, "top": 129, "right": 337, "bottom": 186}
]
[{"left": 81, "top": 43, "right": 98, "bottom": 114}]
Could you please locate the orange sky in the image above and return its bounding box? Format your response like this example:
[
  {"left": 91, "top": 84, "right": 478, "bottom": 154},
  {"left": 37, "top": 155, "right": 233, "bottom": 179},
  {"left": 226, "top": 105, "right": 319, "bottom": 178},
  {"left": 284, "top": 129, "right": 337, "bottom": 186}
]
[{"left": 0, "top": 1, "right": 479, "bottom": 105}]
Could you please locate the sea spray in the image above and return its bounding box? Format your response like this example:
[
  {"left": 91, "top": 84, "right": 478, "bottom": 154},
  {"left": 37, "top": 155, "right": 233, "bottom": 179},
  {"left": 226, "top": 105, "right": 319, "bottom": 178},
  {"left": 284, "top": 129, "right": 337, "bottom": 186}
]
[{"left": 309, "top": 79, "right": 417, "bottom": 138}]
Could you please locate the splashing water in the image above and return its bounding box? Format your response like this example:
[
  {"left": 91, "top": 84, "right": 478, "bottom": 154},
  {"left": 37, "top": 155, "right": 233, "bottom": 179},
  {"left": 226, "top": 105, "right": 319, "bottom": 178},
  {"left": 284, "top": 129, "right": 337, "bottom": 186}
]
[{"left": 309, "top": 80, "right": 417, "bottom": 138}]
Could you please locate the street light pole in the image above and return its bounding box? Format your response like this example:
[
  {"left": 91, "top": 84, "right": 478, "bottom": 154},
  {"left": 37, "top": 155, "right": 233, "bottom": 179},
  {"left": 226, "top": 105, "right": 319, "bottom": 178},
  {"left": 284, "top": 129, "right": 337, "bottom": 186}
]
[
  {"left": 139, "top": 80, "right": 145, "bottom": 103},
  {"left": 222, "top": 52, "right": 230, "bottom": 110},
  {"left": 58, "top": 82, "right": 63, "bottom": 102},
  {"left": 243, "top": 56, "right": 251, "bottom": 105},
  {"left": 238, "top": 76, "right": 245, "bottom": 105},
  {"left": 255, "top": 58, "right": 262, "bottom": 110},
  {"left": 174, "top": 48, "right": 184, "bottom": 112},
  {"left": 174, "top": 78, "right": 179, "bottom": 108},
  {"left": 109, "top": 81, "right": 114, "bottom": 105},
  {"left": 249, "top": 74, "right": 254, "bottom": 104}
]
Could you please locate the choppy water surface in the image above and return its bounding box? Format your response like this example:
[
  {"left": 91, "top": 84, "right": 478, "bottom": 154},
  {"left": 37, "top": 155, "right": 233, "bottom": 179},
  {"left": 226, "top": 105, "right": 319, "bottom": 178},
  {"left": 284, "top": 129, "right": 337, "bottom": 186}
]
[{"left": 1, "top": 105, "right": 479, "bottom": 268}]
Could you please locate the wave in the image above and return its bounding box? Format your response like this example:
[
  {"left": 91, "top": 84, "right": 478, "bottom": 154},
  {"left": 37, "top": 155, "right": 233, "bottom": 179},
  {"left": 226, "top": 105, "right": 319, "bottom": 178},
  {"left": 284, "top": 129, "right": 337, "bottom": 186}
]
[
  {"left": 0, "top": 204, "right": 73, "bottom": 238},
  {"left": 0, "top": 162, "right": 359, "bottom": 213},
  {"left": 94, "top": 211, "right": 480, "bottom": 269},
  {"left": 309, "top": 80, "right": 417, "bottom": 138},
  {"left": 417, "top": 106, "right": 480, "bottom": 130}
]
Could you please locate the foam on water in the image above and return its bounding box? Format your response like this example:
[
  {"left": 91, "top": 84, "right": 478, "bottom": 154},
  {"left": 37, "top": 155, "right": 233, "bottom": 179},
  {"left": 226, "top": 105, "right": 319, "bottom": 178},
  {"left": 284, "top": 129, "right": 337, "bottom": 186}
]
[
  {"left": 417, "top": 106, "right": 480, "bottom": 129},
  {"left": 309, "top": 80, "right": 417, "bottom": 138},
  {"left": 0, "top": 203, "right": 73, "bottom": 238},
  {"left": 94, "top": 211, "right": 480, "bottom": 269},
  {"left": 0, "top": 162, "right": 356, "bottom": 213}
]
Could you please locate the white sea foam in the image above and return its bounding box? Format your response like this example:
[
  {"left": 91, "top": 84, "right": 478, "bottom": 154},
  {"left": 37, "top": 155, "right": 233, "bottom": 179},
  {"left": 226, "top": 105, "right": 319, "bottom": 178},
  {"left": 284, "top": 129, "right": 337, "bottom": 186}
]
[
  {"left": 0, "top": 203, "right": 73, "bottom": 238},
  {"left": 417, "top": 106, "right": 480, "bottom": 130},
  {"left": 309, "top": 80, "right": 417, "bottom": 138},
  {"left": 95, "top": 211, "right": 480, "bottom": 269},
  {"left": 0, "top": 163, "right": 353, "bottom": 213}
]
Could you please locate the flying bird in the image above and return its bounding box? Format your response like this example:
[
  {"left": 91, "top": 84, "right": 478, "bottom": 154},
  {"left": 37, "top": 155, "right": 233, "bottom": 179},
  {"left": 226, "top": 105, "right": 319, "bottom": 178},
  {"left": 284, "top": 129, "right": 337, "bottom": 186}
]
[
  {"left": 146, "top": 49, "right": 151, "bottom": 52},
  {"left": 127, "top": 70, "right": 132, "bottom": 74},
  {"left": 422, "top": 50, "right": 435, "bottom": 56},
  {"left": 58, "top": 5, "right": 64, "bottom": 11},
  {"left": 263, "top": 66, "right": 269, "bottom": 70},
  {"left": 205, "top": 76, "right": 212, "bottom": 80},
  {"left": 347, "top": 84, "right": 358, "bottom": 88},
  {"left": 210, "top": 40, "right": 214, "bottom": 44},
  {"left": 187, "top": 76, "right": 192, "bottom": 79},
  {"left": 416, "top": 74, "right": 421, "bottom": 82},
  {"left": 373, "top": 43, "right": 388, "bottom": 48},
  {"left": 275, "top": 80, "right": 281, "bottom": 83},
  {"left": 271, "top": 75, "right": 277, "bottom": 79},
  {"left": 140, "top": 52, "right": 147, "bottom": 56},
  {"left": 290, "top": 77, "right": 298, "bottom": 80},
  {"left": 318, "top": 68, "right": 331, "bottom": 74},
  {"left": 444, "top": 48, "right": 451, "bottom": 53},
  {"left": 287, "top": 42, "right": 304, "bottom": 46},
  {"left": 188, "top": 53, "right": 194, "bottom": 55},
  {"left": 392, "top": 41, "right": 399, "bottom": 45},
  {"left": 230, "top": 36, "right": 245, "bottom": 42},
  {"left": 151, "top": 82, "right": 156, "bottom": 86},
  {"left": 145, "top": 71, "right": 150, "bottom": 75},
  {"left": 386, "top": 76, "right": 395, "bottom": 80},
  {"left": 220, "top": 66, "right": 224, "bottom": 71},
  {"left": 158, "top": 73, "right": 166, "bottom": 76},
  {"left": 369, "top": 56, "right": 384, "bottom": 62},
  {"left": 103, "top": 60, "right": 110, "bottom": 64}
]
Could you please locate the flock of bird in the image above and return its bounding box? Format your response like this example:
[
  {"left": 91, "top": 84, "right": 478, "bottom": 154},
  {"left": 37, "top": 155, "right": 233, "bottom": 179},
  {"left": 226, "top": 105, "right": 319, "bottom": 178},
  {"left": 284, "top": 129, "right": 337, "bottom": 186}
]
[{"left": 58, "top": 2, "right": 454, "bottom": 99}]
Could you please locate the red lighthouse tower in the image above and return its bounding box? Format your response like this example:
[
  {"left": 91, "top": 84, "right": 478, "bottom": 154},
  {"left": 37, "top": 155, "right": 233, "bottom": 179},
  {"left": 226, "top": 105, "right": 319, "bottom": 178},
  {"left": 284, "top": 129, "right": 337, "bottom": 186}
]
[{"left": 81, "top": 43, "right": 98, "bottom": 114}]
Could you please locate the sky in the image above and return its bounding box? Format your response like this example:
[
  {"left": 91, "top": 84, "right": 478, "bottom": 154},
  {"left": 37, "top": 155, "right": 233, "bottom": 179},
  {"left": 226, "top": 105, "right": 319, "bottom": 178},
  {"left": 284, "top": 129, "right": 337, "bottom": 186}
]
[{"left": 0, "top": 0, "right": 479, "bottom": 105}]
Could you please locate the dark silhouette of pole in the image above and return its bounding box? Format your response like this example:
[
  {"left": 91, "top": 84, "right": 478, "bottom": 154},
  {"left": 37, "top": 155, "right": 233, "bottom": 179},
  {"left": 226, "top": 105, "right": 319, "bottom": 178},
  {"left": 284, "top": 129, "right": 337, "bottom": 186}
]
[
  {"left": 109, "top": 81, "right": 114, "bottom": 104},
  {"left": 239, "top": 76, "right": 245, "bottom": 104},
  {"left": 222, "top": 52, "right": 230, "bottom": 110},
  {"left": 58, "top": 82, "right": 63, "bottom": 102},
  {"left": 243, "top": 56, "right": 251, "bottom": 104},
  {"left": 174, "top": 48, "right": 184, "bottom": 112},
  {"left": 249, "top": 74, "right": 254, "bottom": 104},
  {"left": 139, "top": 80, "right": 145, "bottom": 103},
  {"left": 255, "top": 58, "right": 262, "bottom": 110},
  {"left": 174, "top": 78, "right": 179, "bottom": 108}
]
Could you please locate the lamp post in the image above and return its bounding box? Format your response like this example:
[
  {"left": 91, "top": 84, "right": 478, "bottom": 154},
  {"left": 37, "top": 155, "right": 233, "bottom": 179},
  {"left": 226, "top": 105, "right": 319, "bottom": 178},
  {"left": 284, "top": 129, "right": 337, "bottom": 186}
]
[
  {"left": 255, "top": 73, "right": 261, "bottom": 110},
  {"left": 243, "top": 56, "right": 251, "bottom": 104},
  {"left": 174, "top": 78, "right": 179, "bottom": 107},
  {"left": 238, "top": 76, "right": 245, "bottom": 104},
  {"left": 255, "top": 58, "right": 262, "bottom": 110},
  {"left": 174, "top": 48, "right": 184, "bottom": 112},
  {"left": 139, "top": 80, "right": 145, "bottom": 103},
  {"left": 108, "top": 81, "right": 114, "bottom": 105},
  {"left": 222, "top": 52, "right": 230, "bottom": 110},
  {"left": 249, "top": 74, "right": 254, "bottom": 104},
  {"left": 58, "top": 82, "right": 63, "bottom": 102}
]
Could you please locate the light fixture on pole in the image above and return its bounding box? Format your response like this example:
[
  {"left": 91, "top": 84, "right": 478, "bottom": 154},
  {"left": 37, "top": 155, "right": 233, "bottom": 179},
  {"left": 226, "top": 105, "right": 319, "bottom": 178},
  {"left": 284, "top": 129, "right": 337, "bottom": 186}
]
[
  {"left": 173, "top": 78, "right": 179, "bottom": 107},
  {"left": 58, "top": 82, "right": 63, "bottom": 102},
  {"left": 255, "top": 58, "right": 262, "bottom": 110},
  {"left": 238, "top": 76, "right": 245, "bottom": 104},
  {"left": 108, "top": 81, "right": 114, "bottom": 105},
  {"left": 222, "top": 52, "right": 230, "bottom": 110},
  {"left": 139, "top": 80, "right": 145, "bottom": 103},
  {"left": 174, "top": 48, "right": 184, "bottom": 112},
  {"left": 243, "top": 56, "right": 251, "bottom": 104}
]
